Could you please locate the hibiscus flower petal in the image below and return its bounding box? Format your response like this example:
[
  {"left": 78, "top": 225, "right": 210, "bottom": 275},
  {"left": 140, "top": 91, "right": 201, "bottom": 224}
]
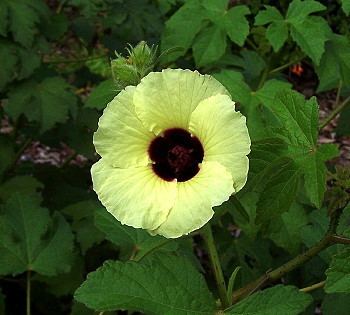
[
  {"left": 134, "top": 69, "right": 229, "bottom": 135},
  {"left": 189, "top": 94, "right": 251, "bottom": 192},
  {"left": 91, "top": 159, "right": 177, "bottom": 230},
  {"left": 153, "top": 161, "right": 234, "bottom": 238},
  {"left": 93, "top": 86, "right": 155, "bottom": 168}
]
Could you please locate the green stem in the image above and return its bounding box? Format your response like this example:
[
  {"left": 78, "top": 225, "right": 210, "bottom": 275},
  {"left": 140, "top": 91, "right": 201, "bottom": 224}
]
[
  {"left": 26, "top": 270, "right": 31, "bottom": 315},
  {"left": 232, "top": 207, "right": 345, "bottom": 304},
  {"left": 319, "top": 95, "right": 350, "bottom": 130},
  {"left": 269, "top": 56, "right": 304, "bottom": 74},
  {"left": 257, "top": 67, "right": 269, "bottom": 90},
  {"left": 232, "top": 235, "right": 333, "bottom": 303},
  {"left": 202, "top": 224, "right": 229, "bottom": 309},
  {"left": 299, "top": 280, "right": 326, "bottom": 293}
]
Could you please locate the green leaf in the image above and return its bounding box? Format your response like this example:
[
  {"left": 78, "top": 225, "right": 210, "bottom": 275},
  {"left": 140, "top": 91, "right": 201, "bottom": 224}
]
[
  {"left": 246, "top": 138, "right": 289, "bottom": 192},
  {"left": 94, "top": 208, "right": 170, "bottom": 260},
  {"left": 225, "top": 285, "right": 312, "bottom": 315},
  {"left": 342, "top": 0, "right": 350, "bottom": 15},
  {"left": 85, "top": 79, "right": 116, "bottom": 110},
  {"left": 289, "top": 16, "right": 330, "bottom": 65},
  {"left": 256, "top": 158, "right": 302, "bottom": 224},
  {"left": 255, "top": 5, "right": 283, "bottom": 25},
  {"left": 213, "top": 70, "right": 251, "bottom": 104},
  {"left": 5, "top": 77, "right": 77, "bottom": 132},
  {"left": 193, "top": 25, "right": 227, "bottom": 67},
  {"left": 62, "top": 200, "right": 105, "bottom": 254},
  {"left": 0, "top": 193, "right": 74, "bottom": 276},
  {"left": 316, "top": 35, "right": 350, "bottom": 92},
  {"left": 161, "top": 0, "right": 206, "bottom": 61},
  {"left": 286, "top": 0, "right": 326, "bottom": 23},
  {"left": 268, "top": 203, "right": 308, "bottom": 254},
  {"left": 266, "top": 20, "right": 288, "bottom": 52},
  {"left": 74, "top": 253, "right": 216, "bottom": 314},
  {"left": 267, "top": 91, "right": 338, "bottom": 207},
  {"left": 255, "top": 7, "right": 288, "bottom": 52},
  {"left": 0, "top": 175, "right": 43, "bottom": 203},
  {"left": 322, "top": 293, "right": 350, "bottom": 315},
  {"left": 325, "top": 248, "right": 350, "bottom": 293},
  {"left": 1, "top": 0, "right": 49, "bottom": 47},
  {"left": 224, "top": 5, "right": 250, "bottom": 46}
]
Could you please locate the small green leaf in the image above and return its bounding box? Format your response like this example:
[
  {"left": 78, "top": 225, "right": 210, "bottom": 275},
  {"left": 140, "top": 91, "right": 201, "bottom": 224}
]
[
  {"left": 5, "top": 77, "right": 77, "bottom": 132},
  {"left": 255, "top": 5, "right": 283, "bottom": 25},
  {"left": 325, "top": 248, "right": 350, "bottom": 293},
  {"left": 227, "top": 266, "right": 241, "bottom": 302},
  {"left": 85, "top": 79, "right": 116, "bottom": 110},
  {"left": 286, "top": 0, "right": 326, "bottom": 23},
  {"left": 0, "top": 193, "right": 74, "bottom": 276},
  {"left": 193, "top": 25, "right": 227, "bottom": 67},
  {"left": 225, "top": 285, "right": 312, "bottom": 315},
  {"left": 224, "top": 5, "right": 250, "bottom": 46},
  {"left": 74, "top": 253, "right": 216, "bottom": 314},
  {"left": 266, "top": 20, "right": 288, "bottom": 52}
]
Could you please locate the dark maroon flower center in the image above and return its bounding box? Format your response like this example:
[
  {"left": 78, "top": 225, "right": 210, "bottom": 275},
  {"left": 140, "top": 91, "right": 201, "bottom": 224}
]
[{"left": 148, "top": 128, "right": 204, "bottom": 182}]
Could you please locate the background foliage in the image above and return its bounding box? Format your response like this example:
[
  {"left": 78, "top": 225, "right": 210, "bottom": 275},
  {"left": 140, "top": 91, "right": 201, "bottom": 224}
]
[{"left": 0, "top": 0, "right": 350, "bottom": 314}]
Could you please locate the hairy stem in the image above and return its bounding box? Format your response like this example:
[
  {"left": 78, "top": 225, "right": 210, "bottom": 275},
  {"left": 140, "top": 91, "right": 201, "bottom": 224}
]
[
  {"left": 299, "top": 280, "right": 326, "bottom": 293},
  {"left": 26, "top": 270, "right": 31, "bottom": 315},
  {"left": 232, "top": 207, "right": 345, "bottom": 304},
  {"left": 202, "top": 224, "right": 230, "bottom": 309}
]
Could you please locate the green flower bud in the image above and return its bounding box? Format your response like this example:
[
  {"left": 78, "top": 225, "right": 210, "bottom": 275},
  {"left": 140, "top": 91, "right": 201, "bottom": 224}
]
[{"left": 111, "top": 41, "right": 158, "bottom": 90}]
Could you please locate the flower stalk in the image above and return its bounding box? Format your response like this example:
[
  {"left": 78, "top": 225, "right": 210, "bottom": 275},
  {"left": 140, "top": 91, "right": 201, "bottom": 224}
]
[{"left": 202, "top": 224, "right": 230, "bottom": 309}]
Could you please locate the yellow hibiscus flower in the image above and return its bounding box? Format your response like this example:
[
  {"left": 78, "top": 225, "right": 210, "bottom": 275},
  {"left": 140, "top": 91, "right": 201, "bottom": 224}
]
[{"left": 91, "top": 69, "right": 250, "bottom": 238}]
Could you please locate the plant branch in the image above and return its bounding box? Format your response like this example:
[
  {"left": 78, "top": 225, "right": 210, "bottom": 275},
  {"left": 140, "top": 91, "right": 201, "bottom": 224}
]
[
  {"left": 299, "top": 280, "right": 326, "bottom": 293},
  {"left": 319, "top": 95, "right": 350, "bottom": 130},
  {"left": 231, "top": 207, "right": 345, "bottom": 304},
  {"left": 202, "top": 224, "right": 230, "bottom": 309},
  {"left": 269, "top": 56, "right": 305, "bottom": 74}
]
